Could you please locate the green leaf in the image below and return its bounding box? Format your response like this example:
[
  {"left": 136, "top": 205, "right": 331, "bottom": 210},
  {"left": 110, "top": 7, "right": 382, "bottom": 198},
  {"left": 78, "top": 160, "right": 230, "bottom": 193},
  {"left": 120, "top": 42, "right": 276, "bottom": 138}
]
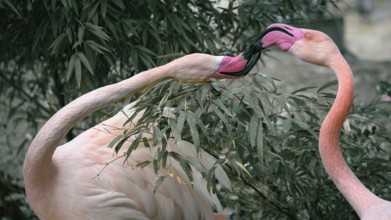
[
  {"left": 176, "top": 111, "right": 186, "bottom": 134},
  {"left": 85, "top": 23, "right": 111, "bottom": 41},
  {"left": 100, "top": 0, "right": 108, "bottom": 18},
  {"left": 85, "top": 40, "right": 109, "bottom": 53},
  {"left": 49, "top": 33, "right": 66, "bottom": 55},
  {"left": 153, "top": 175, "right": 167, "bottom": 194},
  {"left": 152, "top": 125, "right": 162, "bottom": 146},
  {"left": 282, "top": 118, "right": 292, "bottom": 133},
  {"left": 235, "top": 161, "right": 252, "bottom": 177},
  {"left": 168, "top": 118, "right": 181, "bottom": 140},
  {"left": 124, "top": 132, "right": 143, "bottom": 161},
  {"left": 74, "top": 56, "right": 82, "bottom": 87},
  {"left": 66, "top": 53, "right": 77, "bottom": 81},
  {"left": 212, "top": 105, "right": 232, "bottom": 136},
  {"left": 66, "top": 27, "right": 73, "bottom": 43},
  {"left": 87, "top": 2, "right": 99, "bottom": 21},
  {"left": 136, "top": 160, "right": 151, "bottom": 169},
  {"left": 186, "top": 111, "right": 200, "bottom": 149},
  {"left": 135, "top": 45, "right": 155, "bottom": 56},
  {"left": 170, "top": 151, "right": 193, "bottom": 183},
  {"left": 130, "top": 48, "right": 138, "bottom": 71},
  {"left": 3, "top": 0, "right": 21, "bottom": 17},
  {"left": 77, "top": 52, "right": 93, "bottom": 74},
  {"left": 256, "top": 117, "right": 264, "bottom": 168},
  {"left": 249, "top": 114, "right": 258, "bottom": 147},
  {"left": 78, "top": 26, "right": 85, "bottom": 43},
  {"left": 292, "top": 86, "right": 316, "bottom": 94},
  {"left": 104, "top": 17, "right": 119, "bottom": 41},
  {"left": 317, "top": 80, "right": 338, "bottom": 93}
]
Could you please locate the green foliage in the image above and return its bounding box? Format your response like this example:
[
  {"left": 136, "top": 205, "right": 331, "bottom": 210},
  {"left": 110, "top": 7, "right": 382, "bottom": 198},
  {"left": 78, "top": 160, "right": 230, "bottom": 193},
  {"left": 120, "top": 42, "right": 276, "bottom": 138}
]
[
  {"left": 0, "top": 171, "right": 37, "bottom": 219},
  {"left": 116, "top": 77, "right": 391, "bottom": 219}
]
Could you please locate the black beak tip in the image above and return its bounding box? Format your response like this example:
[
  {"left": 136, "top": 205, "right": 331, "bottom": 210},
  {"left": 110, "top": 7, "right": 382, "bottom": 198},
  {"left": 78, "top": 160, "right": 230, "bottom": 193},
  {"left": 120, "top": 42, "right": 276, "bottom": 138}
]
[{"left": 219, "top": 51, "right": 261, "bottom": 77}]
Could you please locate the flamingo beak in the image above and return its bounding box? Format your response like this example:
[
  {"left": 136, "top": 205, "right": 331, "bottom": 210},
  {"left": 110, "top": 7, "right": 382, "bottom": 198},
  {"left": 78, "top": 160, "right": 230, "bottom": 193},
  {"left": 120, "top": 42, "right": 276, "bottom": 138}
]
[
  {"left": 213, "top": 50, "right": 262, "bottom": 79},
  {"left": 213, "top": 24, "right": 297, "bottom": 79},
  {"left": 260, "top": 23, "right": 304, "bottom": 51}
]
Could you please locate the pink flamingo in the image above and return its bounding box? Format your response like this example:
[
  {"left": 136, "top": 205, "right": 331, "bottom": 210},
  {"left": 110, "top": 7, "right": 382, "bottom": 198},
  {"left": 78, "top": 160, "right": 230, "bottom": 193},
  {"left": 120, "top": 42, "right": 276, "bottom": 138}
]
[
  {"left": 260, "top": 23, "right": 391, "bottom": 219},
  {"left": 23, "top": 52, "right": 258, "bottom": 219}
]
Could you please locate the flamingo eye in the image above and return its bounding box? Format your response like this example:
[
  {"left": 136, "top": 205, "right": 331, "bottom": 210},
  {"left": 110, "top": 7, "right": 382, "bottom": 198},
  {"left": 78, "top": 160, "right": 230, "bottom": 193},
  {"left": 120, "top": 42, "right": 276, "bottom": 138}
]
[{"left": 304, "top": 34, "right": 309, "bottom": 39}]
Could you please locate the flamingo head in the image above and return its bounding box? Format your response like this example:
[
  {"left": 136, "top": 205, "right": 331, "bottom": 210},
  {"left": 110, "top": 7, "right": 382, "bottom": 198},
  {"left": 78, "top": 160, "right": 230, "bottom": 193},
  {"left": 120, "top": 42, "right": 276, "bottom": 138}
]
[{"left": 259, "top": 23, "right": 340, "bottom": 67}]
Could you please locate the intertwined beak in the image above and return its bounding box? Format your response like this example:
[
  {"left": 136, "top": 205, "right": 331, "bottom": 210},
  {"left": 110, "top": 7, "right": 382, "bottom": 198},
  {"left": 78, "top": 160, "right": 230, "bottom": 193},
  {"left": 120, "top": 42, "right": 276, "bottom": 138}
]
[{"left": 217, "top": 26, "right": 294, "bottom": 78}]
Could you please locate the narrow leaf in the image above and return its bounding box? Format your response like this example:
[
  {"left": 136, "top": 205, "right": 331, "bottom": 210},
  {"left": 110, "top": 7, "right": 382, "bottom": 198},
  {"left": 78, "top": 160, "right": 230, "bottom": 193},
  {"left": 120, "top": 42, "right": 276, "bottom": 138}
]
[
  {"left": 153, "top": 175, "right": 167, "bottom": 194},
  {"left": 186, "top": 111, "right": 200, "bottom": 149},
  {"left": 317, "top": 80, "right": 338, "bottom": 93},
  {"left": 77, "top": 52, "right": 93, "bottom": 74},
  {"left": 74, "top": 57, "right": 82, "bottom": 87},
  {"left": 66, "top": 54, "right": 77, "bottom": 81}
]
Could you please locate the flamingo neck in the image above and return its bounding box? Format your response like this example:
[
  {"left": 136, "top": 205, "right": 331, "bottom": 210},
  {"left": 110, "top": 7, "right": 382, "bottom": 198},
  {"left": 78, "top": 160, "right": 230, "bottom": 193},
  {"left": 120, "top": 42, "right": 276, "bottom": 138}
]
[
  {"left": 23, "top": 66, "right": 168, "bottom": 186},
  {"left": 319, "top": 53, "right": 382, "bottom": 217}
]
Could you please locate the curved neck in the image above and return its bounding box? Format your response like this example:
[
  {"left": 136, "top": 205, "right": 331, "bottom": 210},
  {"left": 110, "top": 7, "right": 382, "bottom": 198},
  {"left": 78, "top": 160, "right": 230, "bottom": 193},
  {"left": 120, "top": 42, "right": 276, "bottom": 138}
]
[
  {"left": 23, "top": 65, "right": 169, "bottom": 183},
  {"left": 319, "top": 53, "right": 381, "bottom": 217}
]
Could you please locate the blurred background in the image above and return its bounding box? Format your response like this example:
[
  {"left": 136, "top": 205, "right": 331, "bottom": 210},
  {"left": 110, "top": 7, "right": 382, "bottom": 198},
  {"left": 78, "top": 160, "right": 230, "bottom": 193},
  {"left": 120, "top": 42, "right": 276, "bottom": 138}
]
[{"left": 1, "top": 0, "right": 390, "bottom": 219}]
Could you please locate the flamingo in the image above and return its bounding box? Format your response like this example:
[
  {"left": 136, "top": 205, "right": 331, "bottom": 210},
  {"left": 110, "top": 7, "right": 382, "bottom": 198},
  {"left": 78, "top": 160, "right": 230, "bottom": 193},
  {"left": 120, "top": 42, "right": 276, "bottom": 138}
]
[
  {"left": 259, "top": 23, "right": 391, "bottom": 219},
  {"left": 23, "top": 51, "right": 262, "bottom": 219}
]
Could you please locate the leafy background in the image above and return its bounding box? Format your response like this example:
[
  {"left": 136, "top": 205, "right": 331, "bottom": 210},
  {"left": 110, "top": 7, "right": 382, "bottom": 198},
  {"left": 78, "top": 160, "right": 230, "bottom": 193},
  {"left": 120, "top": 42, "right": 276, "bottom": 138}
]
[{"left": 1, "top": 0, "right": 390, "bottom": 219}]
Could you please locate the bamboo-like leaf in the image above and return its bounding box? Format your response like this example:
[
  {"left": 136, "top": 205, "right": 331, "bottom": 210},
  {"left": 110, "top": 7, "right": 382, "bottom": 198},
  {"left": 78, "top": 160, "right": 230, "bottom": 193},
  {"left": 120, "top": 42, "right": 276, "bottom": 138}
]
[
  {"left": 170, "top": 151, "right": 193, "bottom": 183},
  {"left": 130, "top": 48, "right": 138, "bottom": 71},
  {"left": 124, "top": 132, "right": 143, "bottom": 161},
  {"left": 249, "top": 114, "right": 258, "bottom": 147},
  {"left": 168, "top": 118, "right": 181, "bottom": 140},
  {"left": 78, "top": 26, "right": 85, "bottom": 43},
  {"left": 317, "top": 80, "right": 338, "bottom": 93},
  {"left": 256, "top": 118, "right": 264, "bottom": 168},
  {"left": 138, "top": 51, "right": 155, "bottom": 69},
  {"left": 153, "top": 175, "right": 167, "bottom": 194},
  {"left": 176, "top": 111, "right": 186, "bottom": 135},
  {"left": 114, "top": 135, "right": 129, "bottom": 153},
  {"left": 235, "top": 161, "right": 252, "bottom": 177},
  {"left": 179, "top": 160, "right": 193, "bottom": 183},
  {"left": 100, "top": 0, "right": 108, "bottom": 18},
  {"left": 85, "top": 23, "right": 111, "bottom": 41},
  {"left": 292, "top": 86, "right": 316, "bottom": 94},
  {"left": 161, "top": 150, "right": 168, "bottom": 168},
  {"left": 136, "top": 160, "right": 151, "bottom": 169},
  {"left": 153, "top": 151, "right": 161, "bottom": 174},
  {"left": 152, "top": 125, "right": 162, "bottom": 146},
  {"left": 169, "top": 151, "right": 183, "bottom": 161},
  {"left": 107, "top": 134, "right": 124, "bottom": 150},
  {"left": 187, "top": 157, "right": 205, "bottom": 174},
  {"left": 142, "top": 137, "right": 150, "bottom": 148},
  {"left": 49, "top": 33, "right": 66, "bottom": 55},
  {"left": 74, "top": 56, "right": 82, "bottom": 87},
  {"left": 186, "top": 111, "right": 200, "bottom": 149},
  {"left": 3, "top": 0, "right": 21, "bottom": 17},
  {"left": 212, "top": 106, "right": 232, "bottom": 136},
  {"left": 135, "top": 45, "right": 156, "bottom": 55},
  {"left": 66, "top": 27, "right": 72, "bottom": 43},
  {"left": 104, "top": 16, "right": 119, "bottom": 41},
  {"left": 66, "top": 54, "right": 77, "bottom": 81},
  {"left": 87, "top": 2, "right": 99, "bottom": 21},
  {"left": 282, "top": 119, "right": 292, "bottom": 133},
  {"left": 77, "top": 52, "right": 93, "bottom": 74},
  {"left": 206, "top": 166, "right": 217, "bottom": 192},
  {"left": 213, "top": 99, "right": 233, "bottom": 118}
]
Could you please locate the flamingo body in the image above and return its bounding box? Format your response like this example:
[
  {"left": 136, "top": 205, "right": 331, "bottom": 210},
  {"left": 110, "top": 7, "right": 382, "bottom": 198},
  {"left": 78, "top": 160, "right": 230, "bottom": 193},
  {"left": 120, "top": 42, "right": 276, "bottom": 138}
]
[
  {"left": 261, "top": 23, "right": 391, "bottom": 219},
  {"left": 24, "top": 53, "right": 250, "bottom": 219}
]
